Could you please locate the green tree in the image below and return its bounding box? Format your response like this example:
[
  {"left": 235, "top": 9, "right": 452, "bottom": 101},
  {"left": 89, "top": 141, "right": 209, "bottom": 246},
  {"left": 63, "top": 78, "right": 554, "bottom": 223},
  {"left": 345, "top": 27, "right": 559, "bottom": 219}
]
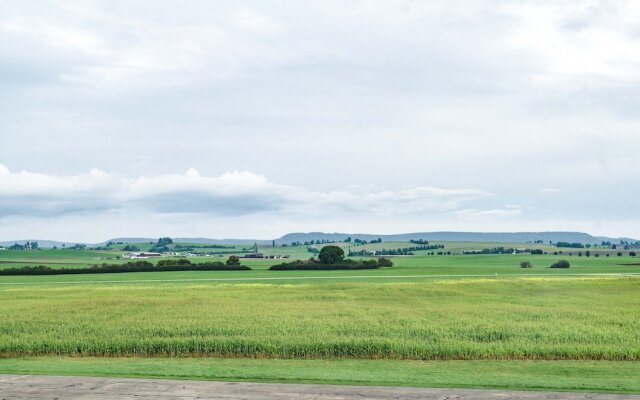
[
  {"left": 226, "top": 255, "right": 241, "bottom": 266},
  {"left": 318, "top": 245, "right": 345, "bottom": 264},
  {"left": 156, "top": 237, "right": 173, "bottom": 246}
]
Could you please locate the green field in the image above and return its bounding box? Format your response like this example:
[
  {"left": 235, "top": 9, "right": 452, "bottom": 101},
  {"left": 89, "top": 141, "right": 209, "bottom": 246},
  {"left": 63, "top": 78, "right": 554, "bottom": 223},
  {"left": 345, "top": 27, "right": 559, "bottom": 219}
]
[
  {"left": 0, "top": 242, "right": 639, "bottom": 392},
  {"left": 0, "top": 251, "right": 637, "bottom": 285},
  {"left": 1, "top": 276, "right": 638, "bottom": 359},
  {"left": 1, "top": 358, "right": 639, "bottom": 393}
]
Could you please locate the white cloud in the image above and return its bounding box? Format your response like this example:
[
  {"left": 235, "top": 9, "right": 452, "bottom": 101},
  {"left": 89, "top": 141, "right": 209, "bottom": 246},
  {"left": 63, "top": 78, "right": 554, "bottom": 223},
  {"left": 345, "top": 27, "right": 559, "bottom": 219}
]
[
  {"left": 231, "top": 7, "right": 283, "bottom": 34},
  {"left": 454, "top": 208, "right": 523, "bottom": 220},
  {"left": 0, "top": 164, "right": 488, "bottom": 218},
  {"left": 3, "top": 17, "right": 109, "bottom": 57},
  {"left": 540, "top": 188, "right": 561, "bottom": 193},
  {"left": 2, "top": 13, "right": 230, "bottom": 88},
  {"left": 504, "top": 1, "right": 640, "bottom": 85}
]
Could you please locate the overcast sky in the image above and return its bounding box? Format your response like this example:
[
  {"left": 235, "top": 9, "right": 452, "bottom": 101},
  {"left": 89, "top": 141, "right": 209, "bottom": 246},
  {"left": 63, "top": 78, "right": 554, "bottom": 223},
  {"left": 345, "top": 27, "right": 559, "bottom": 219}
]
[{"left": 1, "top": 0, "right": 639, "bottom": 242}]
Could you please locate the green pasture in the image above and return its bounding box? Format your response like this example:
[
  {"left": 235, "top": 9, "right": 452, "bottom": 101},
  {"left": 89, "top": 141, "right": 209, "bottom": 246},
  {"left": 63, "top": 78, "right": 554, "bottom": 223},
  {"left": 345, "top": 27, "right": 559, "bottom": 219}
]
[{"left": 0, "top": 250, "right": 638, "bottom": 285}]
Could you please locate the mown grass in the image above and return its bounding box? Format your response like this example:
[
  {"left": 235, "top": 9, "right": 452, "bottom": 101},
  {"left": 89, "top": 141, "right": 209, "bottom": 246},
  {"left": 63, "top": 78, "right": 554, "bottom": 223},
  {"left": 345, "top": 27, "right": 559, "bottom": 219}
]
[
  {"left": 0, "top": 277, "right": 638, "bottom": 360},
  {"left": 1, "top": 357, "right": 639, "bottom": 393}
]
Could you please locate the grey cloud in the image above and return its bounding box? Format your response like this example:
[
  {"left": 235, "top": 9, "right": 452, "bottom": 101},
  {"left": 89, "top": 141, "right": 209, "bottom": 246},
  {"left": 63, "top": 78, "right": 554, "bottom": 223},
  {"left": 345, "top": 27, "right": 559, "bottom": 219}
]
[
  {"left": 0, "top": 166, "right": 489, "bottom": 219},
  {"left": 0, "top": 195, "right": 115, "bottom": 217},
  {"left": 139, "top": 191, "right": 282, "bottom": 215}
]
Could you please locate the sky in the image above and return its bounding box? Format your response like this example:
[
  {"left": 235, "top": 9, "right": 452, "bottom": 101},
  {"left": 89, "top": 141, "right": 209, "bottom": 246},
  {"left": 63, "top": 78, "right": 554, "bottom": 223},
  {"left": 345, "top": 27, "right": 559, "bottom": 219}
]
[{"left": 0, "top": 0, "right": 639, "bottom": 242}]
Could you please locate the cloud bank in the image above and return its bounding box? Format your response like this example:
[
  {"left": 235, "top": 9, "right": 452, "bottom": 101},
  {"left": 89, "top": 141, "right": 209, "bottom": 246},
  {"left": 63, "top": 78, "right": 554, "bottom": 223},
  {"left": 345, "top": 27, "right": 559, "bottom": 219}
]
[
  {"left": 1, "top": 163, "right": 634, "bottom": 242},
  {"left": 0, "top": 164, "right": 489, "bottom": 219}
]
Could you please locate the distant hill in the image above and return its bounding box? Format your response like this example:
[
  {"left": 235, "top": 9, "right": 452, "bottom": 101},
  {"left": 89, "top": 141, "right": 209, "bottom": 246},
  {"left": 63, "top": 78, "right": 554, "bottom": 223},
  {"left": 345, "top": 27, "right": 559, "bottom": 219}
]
[
  {"left": 0, "top": 240, "right": 83, "bottom": 248},
  {"left": 102, "top": 237, "right": 264, "bottom": 246},
  {"left": 275, "top": 231, "right": 637, "bottom": 245},
  {"left": 2, "top": 231, "right": 636, "bottom": 248}
]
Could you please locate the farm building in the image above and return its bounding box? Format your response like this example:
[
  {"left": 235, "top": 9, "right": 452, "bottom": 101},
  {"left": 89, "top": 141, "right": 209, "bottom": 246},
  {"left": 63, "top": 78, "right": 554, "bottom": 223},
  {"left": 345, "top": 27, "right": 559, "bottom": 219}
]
[
  {"left": 241, "top": 253, "right": 290, "bottom": 259},
  {"left": 122, "top": 252, "right": 162, "bottom": 259},
  {"left": 243, "top": 253, "right": 264, "bottom": 259}
]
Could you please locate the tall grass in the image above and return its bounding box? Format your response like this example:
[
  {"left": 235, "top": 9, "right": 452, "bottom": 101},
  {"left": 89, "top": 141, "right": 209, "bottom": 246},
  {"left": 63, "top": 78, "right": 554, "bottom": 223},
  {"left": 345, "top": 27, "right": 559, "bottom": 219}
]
[{"left": 0, "top": 277, "right": 638, "bottom": 360}]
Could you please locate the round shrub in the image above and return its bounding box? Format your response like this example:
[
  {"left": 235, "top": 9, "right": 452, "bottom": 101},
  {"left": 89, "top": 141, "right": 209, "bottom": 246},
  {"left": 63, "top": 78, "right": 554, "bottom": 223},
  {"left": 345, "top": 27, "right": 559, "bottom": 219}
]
[
  {"left": 520, "top": 261, "right": 533, "bottom": 268},
  {"left": 318, "top": 245, "right": 345, "bottom": 264}
]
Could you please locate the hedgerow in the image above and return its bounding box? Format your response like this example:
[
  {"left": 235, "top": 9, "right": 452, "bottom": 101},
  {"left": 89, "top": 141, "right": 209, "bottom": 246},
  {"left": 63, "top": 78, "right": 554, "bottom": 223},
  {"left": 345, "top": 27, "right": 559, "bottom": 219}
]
[
  {"left": 0, "top": 259, "right": 250, "bottom": 275},
  {"left": 270, "top": 257, "right": 393, "bottom": 271}
]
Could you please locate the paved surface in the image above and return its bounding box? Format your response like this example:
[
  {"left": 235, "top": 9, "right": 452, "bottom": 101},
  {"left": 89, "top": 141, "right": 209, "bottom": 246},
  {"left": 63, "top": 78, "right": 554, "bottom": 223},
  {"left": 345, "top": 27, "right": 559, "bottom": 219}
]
[{"left": 1, "top": 375, "right": 640, "bottom": 400}]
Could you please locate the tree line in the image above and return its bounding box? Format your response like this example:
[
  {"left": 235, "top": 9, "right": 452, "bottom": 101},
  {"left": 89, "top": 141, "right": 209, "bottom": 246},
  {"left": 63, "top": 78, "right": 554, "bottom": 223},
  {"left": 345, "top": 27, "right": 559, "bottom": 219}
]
[
  {"left": 348, "top": 244, "right": 444, "bottom": 256},
  {"left": 0, "top": 258, "right": 250, "bottom": 276},
  {"left": 464, "top": 247, "right": 540, "bottom": 255},
  {"left": 555, "top": 242, "right": 585, "bottom": 248},
  {"left": 271, "top": 245, "right": 393, "bottom": 270}
]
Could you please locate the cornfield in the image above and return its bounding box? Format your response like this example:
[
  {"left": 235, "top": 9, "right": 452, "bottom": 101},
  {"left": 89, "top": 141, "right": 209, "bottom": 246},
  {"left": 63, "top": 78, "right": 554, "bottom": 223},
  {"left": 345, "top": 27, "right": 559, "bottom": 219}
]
[{"left": 0, "top": 277, "right": 638, "bottom": 360}]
